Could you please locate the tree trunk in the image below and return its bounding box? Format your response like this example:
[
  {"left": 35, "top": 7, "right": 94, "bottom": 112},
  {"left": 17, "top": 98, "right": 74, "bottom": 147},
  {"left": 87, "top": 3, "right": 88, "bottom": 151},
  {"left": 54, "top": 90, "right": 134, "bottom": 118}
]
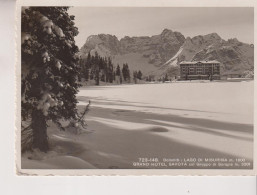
[{"left": 31, "top": 110, "right": 48, "bottom": 152}]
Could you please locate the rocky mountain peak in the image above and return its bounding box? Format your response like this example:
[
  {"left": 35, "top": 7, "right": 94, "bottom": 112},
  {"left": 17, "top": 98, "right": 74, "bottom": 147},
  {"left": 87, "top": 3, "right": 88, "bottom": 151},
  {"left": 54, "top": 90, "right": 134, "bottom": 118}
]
[
  {"left": 79, "top": 29, "right": 253, "bottom": 77},
  {"left": 160, "top": 29, "right": 185, "bottom": 44},
  {"left": 228, "top": 38, "right": 239, "bottom": 44},
  {"left": 80, "top": 34, "right": 120, "bottom": 55},
  {"left": 203, "top": 33, "right": 222, "bottom": 41},
  {"left": 161, "top": 28, "right": 173, "bottom": 35}
]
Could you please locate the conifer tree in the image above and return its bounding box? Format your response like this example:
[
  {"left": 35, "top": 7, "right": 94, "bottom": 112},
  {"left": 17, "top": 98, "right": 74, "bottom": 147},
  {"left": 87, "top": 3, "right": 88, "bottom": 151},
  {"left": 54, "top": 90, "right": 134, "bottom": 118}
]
[
  {"left": 21, "top": 7, "right": 80, "bottom": 152},
  {"left": 108, "top": 57, "right": 114, "bottom": 83},
  {"left": 126, "top": 63, "right": 131, "bottom": 82},
  {"left": 137, "top": 70, "right": 143, "bottom": 80},
  {"left": 113, "top": 70, "right": 116, "bottom": 82},
  {"left": 164, "top": 73, "right": 168, "bottom": 81},
  {"left": 120, "top": 75, "right": 123, "bottom": 84},
  {"left": 122, "top": 64, "right": 126, "bottom": 81},
  {"left": 122, "top": 63, "right": 130, "bottom": 82},
  {"left": 133, "top": 71, "right": 138, "bottom": 84},
  {"left": 92, "top": 52, "right": 100, "bottom": 85},
  {"left": 116, "top": 64, "right": 121, "bottom": 76}
]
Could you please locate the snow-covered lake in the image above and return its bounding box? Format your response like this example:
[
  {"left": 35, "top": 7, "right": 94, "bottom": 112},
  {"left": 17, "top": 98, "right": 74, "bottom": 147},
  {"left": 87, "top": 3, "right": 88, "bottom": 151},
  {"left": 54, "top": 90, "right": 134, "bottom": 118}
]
[
  {"left": 78, "top": 81, "right": 253, "bottom": 125},
  {"left": 75, "top": 81, "right": 254, "bottom": 169},
  {"left": 22, "top": 81, "right": 254, "bottom": 169}
]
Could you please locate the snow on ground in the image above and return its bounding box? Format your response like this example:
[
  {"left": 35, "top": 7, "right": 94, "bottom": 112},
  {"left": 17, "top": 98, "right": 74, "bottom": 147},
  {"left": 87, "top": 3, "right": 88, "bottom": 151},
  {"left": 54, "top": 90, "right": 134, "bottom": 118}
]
[
  {"left": 22, "top": 80, "right": 254, "bottom": 169},
  {"left": 22, "top": 155, "right": 96, "bottom": 169},
  {"left": 21, "top": 125, "right": 96, "bottom": 169},
  {"left": 78, "top": 81, "right": 253, "bottom": 125},
  {"left": 77, "top": 80, "right": 253, "bottom": 168},
  {"left": 164, "top": 46, "right": 183, "bottom": 66}
]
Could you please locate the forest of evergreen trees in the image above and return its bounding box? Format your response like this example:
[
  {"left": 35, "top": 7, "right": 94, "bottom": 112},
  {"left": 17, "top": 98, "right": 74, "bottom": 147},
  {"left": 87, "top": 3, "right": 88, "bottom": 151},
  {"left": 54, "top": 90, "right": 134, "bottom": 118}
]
[{"left": 79, "top": 52, "right": 143, "bottom": 85}]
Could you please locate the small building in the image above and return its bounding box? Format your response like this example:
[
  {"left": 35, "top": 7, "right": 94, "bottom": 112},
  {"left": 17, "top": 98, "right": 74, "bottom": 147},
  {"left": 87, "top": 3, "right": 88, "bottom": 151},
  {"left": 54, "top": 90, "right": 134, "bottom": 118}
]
[{"left": 179, "top": 60, "right": 220, "bottom": 80}]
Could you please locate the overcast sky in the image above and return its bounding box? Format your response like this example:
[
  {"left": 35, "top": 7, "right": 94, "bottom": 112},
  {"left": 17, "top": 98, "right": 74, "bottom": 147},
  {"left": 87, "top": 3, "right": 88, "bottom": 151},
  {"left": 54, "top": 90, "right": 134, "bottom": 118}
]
[{"left": 68, "top": 7, "right": 254, "bottom": 48}]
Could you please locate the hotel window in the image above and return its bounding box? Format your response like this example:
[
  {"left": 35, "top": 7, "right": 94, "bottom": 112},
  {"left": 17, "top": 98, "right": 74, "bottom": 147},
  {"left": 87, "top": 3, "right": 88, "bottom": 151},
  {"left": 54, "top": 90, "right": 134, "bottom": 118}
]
[
  {"left": 189, "top": 68, "right": 195, "bottom": 74},
  {"left": 196, "top": 68, "right": 202, "bottom": 74}
]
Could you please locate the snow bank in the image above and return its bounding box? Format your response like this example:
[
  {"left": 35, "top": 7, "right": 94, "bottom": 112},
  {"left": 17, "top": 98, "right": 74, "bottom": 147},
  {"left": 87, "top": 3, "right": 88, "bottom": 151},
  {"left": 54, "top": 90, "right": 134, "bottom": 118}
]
[
  {"left": 21, "top": 123, "right": 96, "bottom": 169},
  {"left": 22, "top": 156, "right": 96, "bottom": 169}
]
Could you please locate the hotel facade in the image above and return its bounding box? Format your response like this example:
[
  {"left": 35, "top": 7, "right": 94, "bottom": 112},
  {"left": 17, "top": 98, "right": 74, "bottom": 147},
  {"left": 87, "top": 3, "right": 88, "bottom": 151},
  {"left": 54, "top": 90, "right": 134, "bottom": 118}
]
[{"left": 179, "top": 60, "right": 220, "bottom": 80}]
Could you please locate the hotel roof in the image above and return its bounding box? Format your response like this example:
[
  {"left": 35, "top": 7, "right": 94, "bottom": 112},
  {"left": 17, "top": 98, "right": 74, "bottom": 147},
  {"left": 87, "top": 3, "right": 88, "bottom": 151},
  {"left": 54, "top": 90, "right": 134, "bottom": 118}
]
[{"left": 180, "top": 60, "right": 220, "bottom": 65}]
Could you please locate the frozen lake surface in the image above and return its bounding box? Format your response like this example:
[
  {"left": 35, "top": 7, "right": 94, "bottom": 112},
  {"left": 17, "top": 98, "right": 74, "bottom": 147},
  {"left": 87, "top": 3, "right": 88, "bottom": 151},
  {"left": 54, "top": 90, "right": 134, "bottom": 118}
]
[
  {"left": 22, "top": 81, "right": 254, "bottom": 169},
  {"left": 76, "top": 81, "right": 254, "bottom": 168},
  {"left": 78, "top": 81, "right": 253, "bottom": 125}
]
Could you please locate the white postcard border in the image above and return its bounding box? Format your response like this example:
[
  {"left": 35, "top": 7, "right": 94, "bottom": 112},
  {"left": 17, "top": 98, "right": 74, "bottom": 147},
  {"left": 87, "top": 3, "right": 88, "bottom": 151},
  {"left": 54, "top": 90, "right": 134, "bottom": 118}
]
[{"left": 15, "top": 0, "right": 257, "bottom": 176}]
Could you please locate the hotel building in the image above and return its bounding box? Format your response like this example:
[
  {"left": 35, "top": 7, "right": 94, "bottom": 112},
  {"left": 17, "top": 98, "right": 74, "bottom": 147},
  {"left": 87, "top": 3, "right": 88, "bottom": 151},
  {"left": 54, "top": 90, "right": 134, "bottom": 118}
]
[{"left": 179, "top": 60, "right": 220, "bottom": 80}]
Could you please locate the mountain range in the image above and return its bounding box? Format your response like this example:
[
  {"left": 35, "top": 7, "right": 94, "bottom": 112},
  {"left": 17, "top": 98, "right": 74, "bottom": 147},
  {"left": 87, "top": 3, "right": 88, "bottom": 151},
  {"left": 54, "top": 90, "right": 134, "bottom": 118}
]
[{"left": 79, "top": 29, "right": 254, "bottom": 77}]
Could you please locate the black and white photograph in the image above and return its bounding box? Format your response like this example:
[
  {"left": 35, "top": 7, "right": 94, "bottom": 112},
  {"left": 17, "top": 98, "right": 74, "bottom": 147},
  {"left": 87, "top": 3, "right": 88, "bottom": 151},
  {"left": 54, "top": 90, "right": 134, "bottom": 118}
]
[{"left": 18, "top": 5, "right": 255, "bottom": 174}]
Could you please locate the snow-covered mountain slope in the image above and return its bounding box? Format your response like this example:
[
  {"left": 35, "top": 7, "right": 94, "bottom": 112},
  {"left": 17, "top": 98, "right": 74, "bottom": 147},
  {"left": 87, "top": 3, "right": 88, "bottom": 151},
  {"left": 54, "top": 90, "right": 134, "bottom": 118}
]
[{"left": 79, "top": 29, "right": 254, "bottom": 77}]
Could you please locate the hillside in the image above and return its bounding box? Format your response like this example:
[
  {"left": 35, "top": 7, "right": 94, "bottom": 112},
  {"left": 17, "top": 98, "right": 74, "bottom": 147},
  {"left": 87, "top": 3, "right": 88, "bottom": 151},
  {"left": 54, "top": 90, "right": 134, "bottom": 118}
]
[{"left": 79, "top": 29, "right": 254, "bottom": 77}]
